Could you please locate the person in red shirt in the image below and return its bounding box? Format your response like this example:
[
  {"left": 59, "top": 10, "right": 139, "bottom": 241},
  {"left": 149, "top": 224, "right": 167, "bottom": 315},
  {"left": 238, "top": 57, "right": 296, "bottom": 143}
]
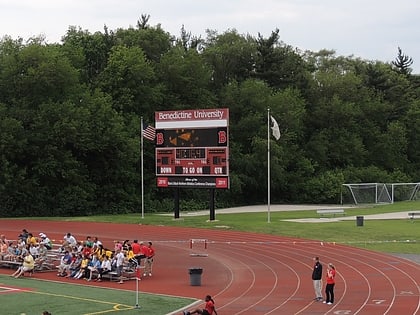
[
  {"left": 143, "top": 241, "right": 155, "bottom": 277},
  {"left": 131, "top": 240, "right": 145, "bottom": 266},
  {"left": 183, "top": 295, "right": 218, "bottom": 315},
  {"left": 324, "top": 263, "right": 336, "bottom": 305}
]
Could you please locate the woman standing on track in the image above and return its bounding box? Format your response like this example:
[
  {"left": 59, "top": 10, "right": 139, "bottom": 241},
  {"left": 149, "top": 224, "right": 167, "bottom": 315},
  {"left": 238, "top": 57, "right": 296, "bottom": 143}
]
[{"left": 324, "top": 263, "right": 336, "bottom": 305}]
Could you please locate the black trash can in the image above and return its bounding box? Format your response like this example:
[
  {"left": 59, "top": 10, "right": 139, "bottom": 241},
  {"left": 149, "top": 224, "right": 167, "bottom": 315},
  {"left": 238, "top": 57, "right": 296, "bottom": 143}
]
[
  {"left": 189, "top": 267, "right": 203, "bottom": 286},
  {"left": 356, "top": 216, "right": 364, "bottom": 227}
]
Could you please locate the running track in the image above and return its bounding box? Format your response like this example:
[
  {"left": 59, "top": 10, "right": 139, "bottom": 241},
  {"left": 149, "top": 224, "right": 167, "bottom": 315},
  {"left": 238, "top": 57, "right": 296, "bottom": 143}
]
[{"left": 1, "top": 220, "right": 419, "bottom": 314}]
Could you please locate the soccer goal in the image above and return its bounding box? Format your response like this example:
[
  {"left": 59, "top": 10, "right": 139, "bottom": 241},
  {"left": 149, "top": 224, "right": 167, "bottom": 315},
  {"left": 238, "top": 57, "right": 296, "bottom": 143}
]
[
  {"left": 388, "top": 182, "right": 420, "bottom": 203},
  {"left": 342, "top": 183, "right": 392, "bottom": 205}
]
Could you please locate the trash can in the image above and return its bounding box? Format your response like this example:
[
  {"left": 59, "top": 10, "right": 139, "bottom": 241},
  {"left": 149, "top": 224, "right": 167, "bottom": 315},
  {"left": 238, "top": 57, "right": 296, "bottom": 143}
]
[
  {"left": 189, "top": 267, "right": 203, "bottom": 286},
  {"left": 356, "top": 216, "right": 364, "bottom": 227}
]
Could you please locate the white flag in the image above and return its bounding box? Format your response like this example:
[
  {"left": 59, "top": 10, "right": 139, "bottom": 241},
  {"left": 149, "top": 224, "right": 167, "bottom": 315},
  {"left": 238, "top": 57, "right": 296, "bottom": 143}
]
[{"left": 270, "top": 115, "right": 280, "bottom": 140}]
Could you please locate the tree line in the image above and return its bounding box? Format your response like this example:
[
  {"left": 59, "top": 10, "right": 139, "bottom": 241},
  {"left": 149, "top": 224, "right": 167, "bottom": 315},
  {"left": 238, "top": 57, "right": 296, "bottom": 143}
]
[{"left": 0, "top": 16, "right": 419, "bottom": 216}]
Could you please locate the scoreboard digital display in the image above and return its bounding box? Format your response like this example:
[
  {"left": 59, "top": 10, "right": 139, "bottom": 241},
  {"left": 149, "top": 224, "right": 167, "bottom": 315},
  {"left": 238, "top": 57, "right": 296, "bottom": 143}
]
[{"left": 154, "top": 108, "right": 229, "bottom": 189}]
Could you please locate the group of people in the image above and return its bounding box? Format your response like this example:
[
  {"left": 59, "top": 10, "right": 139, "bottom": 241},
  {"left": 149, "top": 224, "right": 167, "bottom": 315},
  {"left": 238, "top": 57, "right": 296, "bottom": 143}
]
[
  {"left": 312, "top": 256, "right": 336, "bottom": 305},
  {"left": 1, "top": 229, "right": 54, "bottom": 278},
  {"left": 56, "top": 235, "right": 155, "bottom": 284},
  {"left": 2, "top": 229, "right": 156, "bottom": 284}
]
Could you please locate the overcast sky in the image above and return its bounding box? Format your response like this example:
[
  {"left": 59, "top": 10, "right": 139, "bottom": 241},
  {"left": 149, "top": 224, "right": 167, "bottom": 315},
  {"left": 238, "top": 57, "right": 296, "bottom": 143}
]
[{"left": 1, "top": 0, "right": 419, "bottom": 73}]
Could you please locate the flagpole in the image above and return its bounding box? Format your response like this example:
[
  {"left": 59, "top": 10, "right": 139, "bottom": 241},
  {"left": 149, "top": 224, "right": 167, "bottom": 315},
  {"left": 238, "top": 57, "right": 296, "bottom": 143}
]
[
  {"left": 140, "top": 117, "right": 145, "bottom": 219},
  {"left": 267, "top": 108, "right": 271, "bottom": 223}
]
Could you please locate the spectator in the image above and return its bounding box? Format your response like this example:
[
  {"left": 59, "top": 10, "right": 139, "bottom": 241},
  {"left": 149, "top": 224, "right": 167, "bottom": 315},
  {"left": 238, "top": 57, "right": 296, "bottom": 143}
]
[
  {"left": 63, "top": 233, "right": 77, "bottom": 248},
  {"left": 96, "top": 254, "right": 112, "bottom": 282},
  {"left": 93, "top": 237, "right": 102, "bottom": 247},
  {"left": 57, "top": 250, "right": 72, "bottom": 277},
  {"left": 68, "top": 253, "right": 83, "bottom": 278},
  {"left": 39, "top": 233, "right": 52, "bottom": 250},
  {"left": 122, "top": 240, "right": 130, "bottom": 251},
  {"left": 18, "top": 229, "right": 29, "bottom": 242},
  {"left": 35, "top": 243, "right": 48, "bottom": 268},
  {"left": 131, "top": 240, "right": 143, "bottom": 265},
  {"left": 114, "top": 249, "right": 125, "bottom": 284},
  {"left": 11, "top": 251, "right": 34, "bottom": 278},
  {"left": 74, "top": 255, "right": 90, "bottom": 279},
  {"left": 29, "top": 243, "right": 39, "bottom": 259},
  {"left": 0, "top": 238, "right": 8, "bottom": 260},
  {"left": 114, "top": 240, "right": 123, "bottom": 252},
  {"left": 5, "top": 242, "right": 18, "bottom": 261},
  {"left": 86, "top": 254, "right": 101, "bottom": 281},
  {"left": 26, "top": 233, "right": 37, "bottom": 246},
  {"left": 84, "top": 236, "right": 93, "bottom": 248},
  {"left": 143, "top": 241, "right": 155, "bottom": 277}
]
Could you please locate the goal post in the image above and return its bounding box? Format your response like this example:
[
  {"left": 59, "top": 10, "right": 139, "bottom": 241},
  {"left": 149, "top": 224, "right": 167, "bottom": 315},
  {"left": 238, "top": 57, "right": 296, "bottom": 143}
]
[
  {"left": 342, "top": 182, "right": 420, "bottom": 204},
  {"left": 389, "top": 182, "right": 420, "bottom": 203},
  {"left": 342, "top": 183, "right": 392, "bottom": 205}
]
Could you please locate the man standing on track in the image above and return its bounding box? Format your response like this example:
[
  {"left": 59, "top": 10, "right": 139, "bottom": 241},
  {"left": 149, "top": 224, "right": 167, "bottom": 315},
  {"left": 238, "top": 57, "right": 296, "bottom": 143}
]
[{"left": 312, "top": 256, "right": 323, "bottom": 301}]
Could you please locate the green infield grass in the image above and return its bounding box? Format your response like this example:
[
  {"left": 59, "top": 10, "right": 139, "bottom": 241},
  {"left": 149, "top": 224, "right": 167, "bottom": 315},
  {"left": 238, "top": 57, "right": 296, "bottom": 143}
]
[{"left": 0, "top": 275, "right": 194, "bottom": 315}]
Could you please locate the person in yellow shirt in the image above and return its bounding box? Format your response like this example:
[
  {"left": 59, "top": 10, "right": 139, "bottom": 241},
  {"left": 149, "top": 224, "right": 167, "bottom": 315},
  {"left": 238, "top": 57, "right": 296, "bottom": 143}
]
[{"left": 12, "top": 252, "right": 34, "bottom": 278}]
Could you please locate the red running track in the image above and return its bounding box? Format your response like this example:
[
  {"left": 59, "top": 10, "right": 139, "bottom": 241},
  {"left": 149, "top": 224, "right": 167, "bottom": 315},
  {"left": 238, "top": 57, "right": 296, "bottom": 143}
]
[{"left": 1, "top": 220, "right": 419, "bottom": 314}]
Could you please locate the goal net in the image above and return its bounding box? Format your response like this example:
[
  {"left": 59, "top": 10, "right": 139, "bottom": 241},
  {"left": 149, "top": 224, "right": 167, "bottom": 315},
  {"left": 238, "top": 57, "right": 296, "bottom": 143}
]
[
  {"left": 388, "top": 183, "right": 420, "bottom": 203},
  {"left": 342, "top": 183, "right": 392, "bottom": 205}
]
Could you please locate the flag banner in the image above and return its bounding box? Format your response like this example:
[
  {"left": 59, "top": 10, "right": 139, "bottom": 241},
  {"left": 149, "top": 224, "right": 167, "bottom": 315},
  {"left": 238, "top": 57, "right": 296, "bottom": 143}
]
[
  {"left": 270, "top": 116, "right": 280, "bottom": 140},
  {"left": 143, "top": 124, "right": 156, "bottom": 141}
]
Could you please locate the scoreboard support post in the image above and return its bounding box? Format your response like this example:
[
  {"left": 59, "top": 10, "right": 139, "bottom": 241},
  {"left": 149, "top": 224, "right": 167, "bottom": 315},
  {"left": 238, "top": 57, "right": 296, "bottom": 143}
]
[
  {"left": 209, "top": 188, "right": 215, "bottom": 221},
  {"left": 174, "top": 188, "right": 180, "bottom": 219}
]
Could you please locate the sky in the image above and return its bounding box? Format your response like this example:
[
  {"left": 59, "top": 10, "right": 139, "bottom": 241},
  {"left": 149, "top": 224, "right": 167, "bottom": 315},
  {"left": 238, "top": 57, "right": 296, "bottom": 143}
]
[{"left": 1, "top": 0, "right": 420, "bottom": 73}]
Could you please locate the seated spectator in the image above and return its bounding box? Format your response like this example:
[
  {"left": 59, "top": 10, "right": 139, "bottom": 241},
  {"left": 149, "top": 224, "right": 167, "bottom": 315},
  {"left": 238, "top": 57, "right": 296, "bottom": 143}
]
[
  {"left": 68, "top": 253, "right": 83, "bottom": 278},
  {"left": 122, "top": 240, "right": 130, "bottom": 251},
  {"left": 74, "top": 255, "right": 90, "bottom": 279},
  {"left": 114, "top": 240, "right": 123, "bottom": 252},
  {"left": 81, "top": 243, "right": 92, "bottom": 257},
  {"left": 63, "top": 232, "right": 77, "bottom": 248},
  {"left": 86, "top": 254, "right": 101, "bottom": 281},
  {"left": 11, "top": 251, "right": 34, "bottom": 278},
  {"left": 57, "top": 250, "right": 72, "bottom": 277},
  {"left": 38, "top": 233, "right": 52, "bottom": 250},
  {"left": 16, "top": 242, "right": 28, "bottom": 262},
  {"left": 0, "top": 239, "right": 8, "bottom": 260},
  {"left": 18, "top": 229, "right": 29, "bottom": 242},
  {"left": 26, "top": 233, "right": 37, "bottom": 246},
  {"left": 5, "top": 242, "right": 18, "bottom": 261},
  {"left": 126, "top": 245, "right": 137, "bottom": 268},
  {"left": 0, "top": 234, "right": 8, "bottom": 244},
  {"left": 93, "top": 237, "right": 102, "bottom": 247},
  {"left": 96, "top": 254, "right": 112, "bottom": 282},
  {"left": 35, "top": 243, "right": 48, "bottom": 268},
  {"left": 29, "top": 243, "right": 39, "bottom": 259},
  {"left": 84, "top": 236, "right": 93, "bottom": 248}
]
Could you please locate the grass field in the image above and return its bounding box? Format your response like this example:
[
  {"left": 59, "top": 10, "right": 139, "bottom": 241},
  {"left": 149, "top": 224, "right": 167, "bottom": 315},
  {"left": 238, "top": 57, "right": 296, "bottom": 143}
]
[{"left": 0, "top": 275, "right": 194, "bottom": 315}]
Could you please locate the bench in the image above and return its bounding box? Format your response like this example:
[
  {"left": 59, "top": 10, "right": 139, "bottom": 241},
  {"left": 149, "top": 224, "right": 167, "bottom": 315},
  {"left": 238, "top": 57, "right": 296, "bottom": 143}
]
[
  {"left": 408, "top": 212, "right": 420, "bottom": 220},
  {"left": 317, "top": 209, "right": 346, "bottom": 217},
  {"left": 0, "top": 260, "right": 22, "bottom": 269}
]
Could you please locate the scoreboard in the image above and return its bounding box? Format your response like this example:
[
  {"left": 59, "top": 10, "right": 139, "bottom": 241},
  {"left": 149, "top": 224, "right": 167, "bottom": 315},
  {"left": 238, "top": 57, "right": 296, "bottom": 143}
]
[
  {"left": 156, "top": 147, "right": 228, "bottom": 176},
  {"left": 154, "top": 109, "right": 229, "bottom": 189}
]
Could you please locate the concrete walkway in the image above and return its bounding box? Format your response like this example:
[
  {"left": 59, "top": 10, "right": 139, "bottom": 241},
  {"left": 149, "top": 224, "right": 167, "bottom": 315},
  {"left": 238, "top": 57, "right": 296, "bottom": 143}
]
[{"left": 182, "top": 204, "right": 413, "bottom": 222}]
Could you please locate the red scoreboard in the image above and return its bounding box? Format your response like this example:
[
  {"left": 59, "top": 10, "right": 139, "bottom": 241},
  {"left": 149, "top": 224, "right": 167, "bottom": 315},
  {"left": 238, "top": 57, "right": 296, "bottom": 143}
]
[{"left": 155, "top": 108, "right": 229, "bottom": 189}]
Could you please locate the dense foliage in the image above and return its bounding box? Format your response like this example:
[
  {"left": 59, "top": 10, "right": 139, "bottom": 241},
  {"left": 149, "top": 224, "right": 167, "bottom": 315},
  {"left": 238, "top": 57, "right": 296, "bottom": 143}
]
[{"left": 0, "top": 19, "right": 419, "bottom": 216}]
